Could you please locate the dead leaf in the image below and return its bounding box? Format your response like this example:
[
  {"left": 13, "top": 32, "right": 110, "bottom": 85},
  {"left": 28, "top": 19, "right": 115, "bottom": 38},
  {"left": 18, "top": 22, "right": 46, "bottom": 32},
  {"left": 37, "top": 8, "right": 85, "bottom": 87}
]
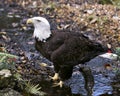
[{"left": 90, "top": 18, "right": 98, "bottom": 24}]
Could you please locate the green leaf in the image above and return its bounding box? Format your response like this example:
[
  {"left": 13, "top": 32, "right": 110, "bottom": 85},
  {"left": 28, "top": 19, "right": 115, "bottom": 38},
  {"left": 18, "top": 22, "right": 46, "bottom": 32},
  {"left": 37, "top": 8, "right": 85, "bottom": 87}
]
[{"left": 115, "top": 47, "right": 120, "bottom": 56}]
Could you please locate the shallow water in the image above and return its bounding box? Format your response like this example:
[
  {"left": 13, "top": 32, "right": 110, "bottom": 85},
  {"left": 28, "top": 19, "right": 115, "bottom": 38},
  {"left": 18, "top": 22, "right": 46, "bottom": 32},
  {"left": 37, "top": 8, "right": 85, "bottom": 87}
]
[{"left": 38, "top": 70, "right": 117, "bottom": 96}]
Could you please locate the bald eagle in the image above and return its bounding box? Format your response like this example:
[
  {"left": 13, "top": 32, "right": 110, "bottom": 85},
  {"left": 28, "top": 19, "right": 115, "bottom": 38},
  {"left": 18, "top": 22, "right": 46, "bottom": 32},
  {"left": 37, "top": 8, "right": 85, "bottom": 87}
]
[{"left": 27, "top": 17, "right": 109, "bottom": 88}]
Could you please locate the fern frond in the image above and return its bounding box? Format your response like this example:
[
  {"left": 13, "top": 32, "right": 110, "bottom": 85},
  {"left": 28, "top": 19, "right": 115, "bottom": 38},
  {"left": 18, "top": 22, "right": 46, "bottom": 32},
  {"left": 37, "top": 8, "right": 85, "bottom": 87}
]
[{"left": 25, "top": 81, "right": 46, "bottom": 96}]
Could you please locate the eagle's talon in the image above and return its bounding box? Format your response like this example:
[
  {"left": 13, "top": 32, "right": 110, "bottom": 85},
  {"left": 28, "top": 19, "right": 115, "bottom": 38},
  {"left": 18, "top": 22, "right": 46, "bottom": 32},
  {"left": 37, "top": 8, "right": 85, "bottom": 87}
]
[
  {"left": 52, "top": 81, "right": 63, "bottom": 88},
  {"left": 49, "top": 73, "right": 59, "bottom": 81}
]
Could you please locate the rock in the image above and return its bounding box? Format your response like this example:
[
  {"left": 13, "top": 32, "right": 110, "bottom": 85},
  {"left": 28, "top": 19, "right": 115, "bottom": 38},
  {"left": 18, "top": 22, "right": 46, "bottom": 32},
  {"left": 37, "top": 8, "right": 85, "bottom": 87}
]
[
  {"left": 86, "top": 53, "right": 118, "bottom": 73},
  {"left": 99, "top": 53, "right": 117, "bottom": 60},
  {"left": 0, "top": 69, "right": 15, "bottom": 89},
  {"left": 0, "top": 69, "right": 12, "bottom": 77}
]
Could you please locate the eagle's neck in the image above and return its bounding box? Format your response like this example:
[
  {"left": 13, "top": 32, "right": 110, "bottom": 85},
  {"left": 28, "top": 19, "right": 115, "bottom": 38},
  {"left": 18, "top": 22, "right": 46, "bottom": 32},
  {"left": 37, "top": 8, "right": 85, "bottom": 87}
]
[{"left": 33, "top": 26, "right": 51, "bottom": 42}]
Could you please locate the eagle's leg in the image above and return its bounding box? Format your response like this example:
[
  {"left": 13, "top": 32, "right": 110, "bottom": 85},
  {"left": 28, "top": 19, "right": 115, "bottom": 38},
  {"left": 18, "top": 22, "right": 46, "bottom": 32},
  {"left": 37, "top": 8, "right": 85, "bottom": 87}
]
[
  {"left": 49, "top": 64, "right": 60, "bottom": 81},
  {"left": 52, "top": 66, "right": 73, "bottom": 88},
  {"left": 79, "top": 65, "right": 94, "bottom": 96},
  {"left": 52, "top": 80, "right": 64, "bottom": 88},
  {"left": 49, "top": 73, "right": 59, "bottom": 81}
]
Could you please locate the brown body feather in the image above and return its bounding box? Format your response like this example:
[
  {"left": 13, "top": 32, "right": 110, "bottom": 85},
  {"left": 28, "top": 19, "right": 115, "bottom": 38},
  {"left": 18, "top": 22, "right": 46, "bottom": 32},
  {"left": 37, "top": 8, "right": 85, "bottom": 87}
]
[{"left": 35, "top": 31, "right": 108, "bottom": 80}]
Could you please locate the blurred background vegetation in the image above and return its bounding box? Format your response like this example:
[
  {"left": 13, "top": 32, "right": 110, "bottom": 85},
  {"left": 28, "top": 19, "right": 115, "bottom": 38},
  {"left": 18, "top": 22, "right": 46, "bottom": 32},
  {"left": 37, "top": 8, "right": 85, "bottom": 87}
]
[{"left": 99, "top": 0, "right": 120, "bottom": 7}]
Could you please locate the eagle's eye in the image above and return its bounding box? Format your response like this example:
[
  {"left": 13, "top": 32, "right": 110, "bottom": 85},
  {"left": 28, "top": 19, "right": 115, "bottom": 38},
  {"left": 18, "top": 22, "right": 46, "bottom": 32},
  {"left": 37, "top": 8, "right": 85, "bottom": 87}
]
[{"left": 36, "top": 20, "right": 41, "bottom": 22}]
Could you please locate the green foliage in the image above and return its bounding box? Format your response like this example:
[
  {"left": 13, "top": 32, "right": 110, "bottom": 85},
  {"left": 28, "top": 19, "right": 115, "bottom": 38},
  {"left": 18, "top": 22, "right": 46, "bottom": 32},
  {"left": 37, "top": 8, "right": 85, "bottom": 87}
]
[
  {"left": 25, "top": 81, "right": 46, "bottom": 96},
  {"left": 0, "top": 52, "right": 46, "bottom": 96},
  {"left": 99, "top": 0, "right": 113, "bottom": 4},
  {"left": 114, "top": 47, "right": 120, "bottom": 75},
  {"left": 113, "top": 67, "right": 120, "bottom": 74},
  {"left": 14, "top": 73, "right": 46, "bottom": 96},
  {"left": 112, "top": 0, "right": 120, "bottom": 8},
  {"left": 115, "top": 47, "right": 120, "bottom": 59},
  {"left": 0, "top": 52, "right": 18, "bottom": 70},
  {"left": 13, "top": 73, "right": 22, "bottom": 81},
  {"left": 99, "top": 0, "right": 120, "bottom": 7}
]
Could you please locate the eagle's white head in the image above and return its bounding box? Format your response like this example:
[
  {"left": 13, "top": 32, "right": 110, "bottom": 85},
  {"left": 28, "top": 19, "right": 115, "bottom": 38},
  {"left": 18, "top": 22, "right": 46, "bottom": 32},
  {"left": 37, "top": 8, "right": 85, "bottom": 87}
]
[{"left": 27, "top": 17, "right": 51, "bottom": 42}]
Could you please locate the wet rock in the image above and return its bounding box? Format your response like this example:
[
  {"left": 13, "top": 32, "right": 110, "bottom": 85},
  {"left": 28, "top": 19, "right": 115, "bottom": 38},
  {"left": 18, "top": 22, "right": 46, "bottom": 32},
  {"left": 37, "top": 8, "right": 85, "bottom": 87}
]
[{"left": 86, "top": 53, "right": 117, "bottom": 73}]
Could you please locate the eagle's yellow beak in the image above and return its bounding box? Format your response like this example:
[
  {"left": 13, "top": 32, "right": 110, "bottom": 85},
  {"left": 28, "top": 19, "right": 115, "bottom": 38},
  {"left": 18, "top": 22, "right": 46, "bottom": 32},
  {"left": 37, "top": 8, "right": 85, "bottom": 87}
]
[{"left": 26, "top": 19, "right": 33, "bottom": 24}]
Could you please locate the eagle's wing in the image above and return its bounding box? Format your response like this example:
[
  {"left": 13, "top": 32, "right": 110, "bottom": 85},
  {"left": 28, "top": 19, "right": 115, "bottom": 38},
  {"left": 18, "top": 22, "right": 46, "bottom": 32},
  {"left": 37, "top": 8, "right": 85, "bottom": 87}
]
[
  {"left": 50, "top": 35, "right": 106, "bottom": 65},
  {"left": 50, "top": 37, "right": 80, "bottom": 65}
]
